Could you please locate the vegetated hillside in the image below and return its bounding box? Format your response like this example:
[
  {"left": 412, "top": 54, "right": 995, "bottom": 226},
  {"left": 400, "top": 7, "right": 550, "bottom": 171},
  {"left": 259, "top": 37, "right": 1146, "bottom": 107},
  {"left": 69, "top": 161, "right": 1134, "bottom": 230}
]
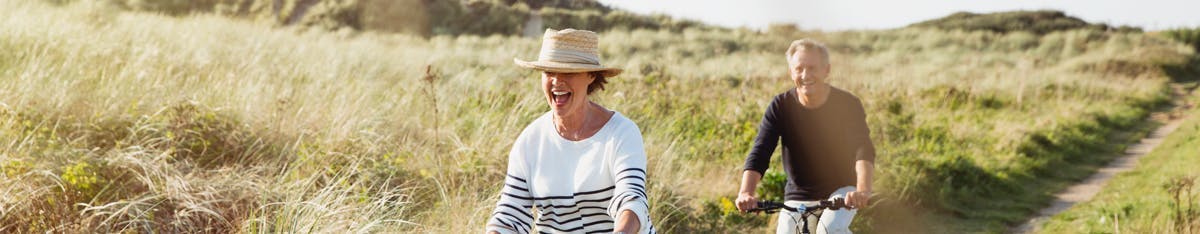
[
  {"left": 44, "top": 0, "right": 711, "bottom": 36},
  {"left": 2, "top": 1, "right": 1197, "bottom": 233},
  {"left": 909, "top": 10, "right": 1142, "bottom": 34},
  {"left": 1040, "top": 84, "right": 1200, "bottom": 234}
]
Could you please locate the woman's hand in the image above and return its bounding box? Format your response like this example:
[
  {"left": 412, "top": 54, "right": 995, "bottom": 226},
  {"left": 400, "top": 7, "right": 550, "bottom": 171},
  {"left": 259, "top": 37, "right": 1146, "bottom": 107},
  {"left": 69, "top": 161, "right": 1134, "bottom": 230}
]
[{"left": 613, "top": 209, "right": 641, "bottom": 232}]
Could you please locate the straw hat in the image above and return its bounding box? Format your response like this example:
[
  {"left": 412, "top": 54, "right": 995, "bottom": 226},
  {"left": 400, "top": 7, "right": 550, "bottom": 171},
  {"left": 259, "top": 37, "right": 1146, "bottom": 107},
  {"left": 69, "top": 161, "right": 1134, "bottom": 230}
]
[{"left": 514, "top": 28, "right": 623, "bottom": 77}]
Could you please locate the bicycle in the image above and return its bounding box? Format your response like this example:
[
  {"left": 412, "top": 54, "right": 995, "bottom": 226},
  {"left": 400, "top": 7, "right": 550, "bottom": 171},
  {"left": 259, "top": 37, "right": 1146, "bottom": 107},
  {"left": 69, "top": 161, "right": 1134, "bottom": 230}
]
[{"left": 747, "top": 198, "right": 848, "bottom": 234}]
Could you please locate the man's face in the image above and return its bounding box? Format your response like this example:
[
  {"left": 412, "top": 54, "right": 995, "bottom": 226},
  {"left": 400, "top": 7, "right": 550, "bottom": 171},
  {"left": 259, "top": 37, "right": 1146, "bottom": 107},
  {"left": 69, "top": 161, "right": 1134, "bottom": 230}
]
[{"left": 788, "top": 50, "right": 830, "bottom": 93}]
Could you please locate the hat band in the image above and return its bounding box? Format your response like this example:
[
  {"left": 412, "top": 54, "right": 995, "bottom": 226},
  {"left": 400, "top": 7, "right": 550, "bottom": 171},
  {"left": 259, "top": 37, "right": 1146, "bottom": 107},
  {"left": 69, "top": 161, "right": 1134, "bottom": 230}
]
[{"left": 538, "top": 49, "right": 601, "bottom": 66}]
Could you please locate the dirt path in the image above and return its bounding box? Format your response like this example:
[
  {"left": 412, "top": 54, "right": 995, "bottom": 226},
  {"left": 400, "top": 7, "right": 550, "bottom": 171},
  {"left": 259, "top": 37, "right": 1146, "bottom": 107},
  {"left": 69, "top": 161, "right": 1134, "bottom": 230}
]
[{"left": 1011, "top": 83, "right": 1197, "bottom": 233}]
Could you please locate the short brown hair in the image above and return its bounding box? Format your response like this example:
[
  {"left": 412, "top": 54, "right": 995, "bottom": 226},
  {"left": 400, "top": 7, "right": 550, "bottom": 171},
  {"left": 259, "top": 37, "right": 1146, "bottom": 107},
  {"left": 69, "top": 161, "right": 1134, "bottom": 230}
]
[{"left": 586, "top": 71, "right": 608, "bottom": 93}]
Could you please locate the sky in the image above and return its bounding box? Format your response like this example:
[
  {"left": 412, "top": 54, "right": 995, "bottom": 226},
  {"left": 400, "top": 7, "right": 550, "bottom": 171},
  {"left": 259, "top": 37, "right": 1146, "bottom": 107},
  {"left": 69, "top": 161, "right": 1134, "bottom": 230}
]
[{"left": 596, "top": 0, "right": 1200, "bottom": 31}]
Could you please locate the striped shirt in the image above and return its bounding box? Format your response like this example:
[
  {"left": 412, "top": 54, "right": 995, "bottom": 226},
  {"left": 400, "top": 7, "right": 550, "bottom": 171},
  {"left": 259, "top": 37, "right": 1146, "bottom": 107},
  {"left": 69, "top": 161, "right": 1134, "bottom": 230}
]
[{"left": 487, "top": 111, "right": 655, "bottom": 234}]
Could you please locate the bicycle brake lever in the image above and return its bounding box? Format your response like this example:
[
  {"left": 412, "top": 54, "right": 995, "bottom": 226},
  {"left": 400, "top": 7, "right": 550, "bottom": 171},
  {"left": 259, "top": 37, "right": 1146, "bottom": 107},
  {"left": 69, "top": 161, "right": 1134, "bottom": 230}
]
[{"left": 827, "top": 197, "right": 847, "bottom": 210}]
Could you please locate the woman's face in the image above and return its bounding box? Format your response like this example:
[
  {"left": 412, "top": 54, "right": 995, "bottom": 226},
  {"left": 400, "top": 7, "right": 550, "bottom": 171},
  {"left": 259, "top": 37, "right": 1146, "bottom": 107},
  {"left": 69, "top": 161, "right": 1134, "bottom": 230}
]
[{"left": 542, "top": 71, "right": 594, "bottom": 117}]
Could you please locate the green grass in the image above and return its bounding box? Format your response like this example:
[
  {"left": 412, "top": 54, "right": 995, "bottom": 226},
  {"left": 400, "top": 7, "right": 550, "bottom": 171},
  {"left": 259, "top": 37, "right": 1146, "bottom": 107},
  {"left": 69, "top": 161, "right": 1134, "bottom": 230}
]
[
  {"left": 1040, "top": 83, "right": 1200, "bottom": 233},
  {"left": 0, "top": 0, "right": 1196, "bottom": 232}
]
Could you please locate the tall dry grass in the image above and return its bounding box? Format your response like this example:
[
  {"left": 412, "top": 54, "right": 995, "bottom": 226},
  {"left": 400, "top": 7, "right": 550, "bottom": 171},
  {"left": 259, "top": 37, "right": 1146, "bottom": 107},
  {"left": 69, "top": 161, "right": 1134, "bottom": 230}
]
[{"left": 0, "top": 0, "right": 1195, "bottom": 232}]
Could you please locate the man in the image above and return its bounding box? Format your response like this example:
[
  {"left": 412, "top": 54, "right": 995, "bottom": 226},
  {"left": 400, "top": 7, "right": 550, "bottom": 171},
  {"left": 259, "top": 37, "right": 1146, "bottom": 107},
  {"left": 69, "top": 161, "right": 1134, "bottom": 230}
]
[{"left": 736, "top": 39, "right": 876, "bottom": 234}]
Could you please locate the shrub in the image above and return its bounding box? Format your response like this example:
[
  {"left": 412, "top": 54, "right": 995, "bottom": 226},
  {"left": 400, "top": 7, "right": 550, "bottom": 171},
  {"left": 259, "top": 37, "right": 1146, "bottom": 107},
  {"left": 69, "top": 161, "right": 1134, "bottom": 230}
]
[{"left": 909, "top": 10, "right": 1141, "bottom": 35}]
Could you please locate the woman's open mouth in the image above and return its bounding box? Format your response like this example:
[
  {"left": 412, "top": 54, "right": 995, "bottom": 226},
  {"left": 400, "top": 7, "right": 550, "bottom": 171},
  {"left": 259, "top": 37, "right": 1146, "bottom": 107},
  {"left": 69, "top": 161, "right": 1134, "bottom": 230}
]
[{"left": 552, "top": 91, "right": 572, "bottom": 107}]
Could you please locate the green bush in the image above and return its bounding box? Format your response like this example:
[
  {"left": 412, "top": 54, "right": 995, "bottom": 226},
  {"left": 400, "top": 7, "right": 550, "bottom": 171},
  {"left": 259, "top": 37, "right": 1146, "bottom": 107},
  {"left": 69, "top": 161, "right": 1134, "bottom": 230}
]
[
  {"left": 909, "top": 10, "right": 1141, "bottom": 35},
  {"left": 43, "top": 0, "right": 712, "bottom": 36},
  {"left": 756, "top": 169, "right": 787, "bottom": 202},
  {"left": 1159, "top": 27, "right": 1200, "bottom": 81},
  {"left": 1161, "top": 27, "right": 1200, "bottom": 53},
  {"left": 60, "top": 161, "right": 104, "bottom": 197}
]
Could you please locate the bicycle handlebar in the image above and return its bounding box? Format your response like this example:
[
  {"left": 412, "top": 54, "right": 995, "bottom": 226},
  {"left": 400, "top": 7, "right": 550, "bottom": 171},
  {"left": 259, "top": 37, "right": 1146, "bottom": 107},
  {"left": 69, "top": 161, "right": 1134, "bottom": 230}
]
[{"left": 747, "top": 198, "right": 847, "bottom": 214}]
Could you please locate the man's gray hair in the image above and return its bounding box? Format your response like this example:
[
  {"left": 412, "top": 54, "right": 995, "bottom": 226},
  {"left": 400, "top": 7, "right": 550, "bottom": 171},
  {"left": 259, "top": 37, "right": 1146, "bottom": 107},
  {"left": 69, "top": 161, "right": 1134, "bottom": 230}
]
[{"left": 786, "top": 39, "right": 830, "bottom": 65}]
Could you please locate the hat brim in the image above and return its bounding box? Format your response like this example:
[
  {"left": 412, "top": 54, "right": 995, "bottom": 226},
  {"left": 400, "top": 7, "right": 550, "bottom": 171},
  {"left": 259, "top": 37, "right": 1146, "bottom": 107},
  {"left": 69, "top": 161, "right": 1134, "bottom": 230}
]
[{"left": 514, "top": 58, "right": 623, "bottom": 77}]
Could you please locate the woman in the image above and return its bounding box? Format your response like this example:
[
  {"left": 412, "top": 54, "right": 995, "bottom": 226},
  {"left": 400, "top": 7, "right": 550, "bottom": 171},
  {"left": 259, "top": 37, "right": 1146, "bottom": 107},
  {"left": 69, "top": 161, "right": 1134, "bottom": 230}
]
[{"left": 485, "top": 29, "right": 654, "bottom": 234}]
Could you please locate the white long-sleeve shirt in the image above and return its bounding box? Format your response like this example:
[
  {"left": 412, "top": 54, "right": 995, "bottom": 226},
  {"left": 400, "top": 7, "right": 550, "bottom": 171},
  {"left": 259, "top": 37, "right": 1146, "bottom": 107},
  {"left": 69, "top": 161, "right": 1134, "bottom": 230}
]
[{"left": 487, "top": 111, "right": 655, "bottom": 234}]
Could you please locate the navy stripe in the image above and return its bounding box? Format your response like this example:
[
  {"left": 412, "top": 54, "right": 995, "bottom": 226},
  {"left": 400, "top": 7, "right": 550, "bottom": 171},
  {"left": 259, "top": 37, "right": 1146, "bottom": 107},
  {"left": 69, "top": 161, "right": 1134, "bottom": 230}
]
[
  {"left": 499, "top": 203, "right": 533, "bottom": 220},
  {"left": 488, "top": 223, "right": 522, "bottom": 234},
  {"left": 537, "top": 205, "right": 608, "bottom": 217},
  {"left": 537, "top": 223, "right": 584, "bottom": 232},
  {"left": 503, "top": 192, "right": 535, "bottom": 200},
  {"left": 624, "top": 183, "right": 647, "bottom": 198},
  {"left": 507, "top": 174, "right": 527, "bottom": 183},
  {"left": 537, "top": 203, "right": 607, "bottom": 210},
  {"left": 611, "top": 196, "right": 627, "bottom": 213},
  {"left": 576, "top": 195, "right": 614, "bottom": 204},
  {"left": 580, "top": 212, "right": 611, "bottom": 218},
  {"left": 538, "top": 206, "right": 608, "bottom": 218},
  {"left": 617, "top": 168, "right": 645, "bottom": 175},
  {"left": 614, "top": 192, "right": 639, "bottom": 201},
  {"left": 515, "top": 216, "right": 532, "bottom": 234},
  {"left": 532, "top": 196, "right": 613, "bottom": 210},
  {"left": 625, "top": 182, "right": 646, "bottom": 191},
  {"left": 505, "top": 183, "right": 529, "bottom": 192},
  {"left": 535, "top": 218, "right": 615, "bottom": 233},
  {"left": 539, "top": 214, "right": 582, "bottom": 225},
  {"left": 538, "top": 211, "right": 609, "bottom": 224},
  {"left": 617, "top": 175, "right": 645, "bottom": 182},
  {"left": 610, "top": 193, "right": 648, "bottom": 211},
  {"left": 615, "top": 184, "right": 646, "bottom": 199},
  {"left": 627, "top": 189, "right": 647, "bottom": 199},
  {"left": 494, "top": 211, "right": 531, "bottom": 233},
  {"left": 580, "top": 219, "right": 614, "bottom": 227},
  {"left": 570, "top": 185, "right": 616, "bottom": 197},
  {"left": 586, "top": 228, "right": 614, "bottom": 233},
  {"left": 495, "top": 219, "right": 520, "bottom": 233},
  {"left": 535, "top": 195, "right": 612, "bottom": 207}
]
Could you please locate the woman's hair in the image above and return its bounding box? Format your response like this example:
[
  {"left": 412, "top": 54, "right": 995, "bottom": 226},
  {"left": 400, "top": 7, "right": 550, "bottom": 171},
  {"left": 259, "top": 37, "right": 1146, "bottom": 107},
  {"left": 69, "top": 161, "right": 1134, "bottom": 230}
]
[{"left": 587, "top": 71, "right": 607, "bottom": 93}]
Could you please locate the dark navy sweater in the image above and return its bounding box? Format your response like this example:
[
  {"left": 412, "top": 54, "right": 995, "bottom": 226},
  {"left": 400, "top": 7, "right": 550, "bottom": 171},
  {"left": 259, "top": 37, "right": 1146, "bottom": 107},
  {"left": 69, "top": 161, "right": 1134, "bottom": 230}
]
[{"left": 743, "top": 87, "right": 876, "bottom": 201}]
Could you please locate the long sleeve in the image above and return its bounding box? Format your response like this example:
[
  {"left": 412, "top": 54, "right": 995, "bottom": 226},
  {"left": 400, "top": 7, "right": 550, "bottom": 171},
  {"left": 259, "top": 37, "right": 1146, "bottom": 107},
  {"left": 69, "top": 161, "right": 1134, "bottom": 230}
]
[
  {"left": 744, "top": 96, "right": 783, "bottom": 174},
  {"left": 486, "top": 138, "right": 535, "bottom": 234},
  {"left": 607, "top": 124, "right": 654, "bottom": 234},
  {"left": 849, "top": 98, "right": 876, "bottom": 162}
]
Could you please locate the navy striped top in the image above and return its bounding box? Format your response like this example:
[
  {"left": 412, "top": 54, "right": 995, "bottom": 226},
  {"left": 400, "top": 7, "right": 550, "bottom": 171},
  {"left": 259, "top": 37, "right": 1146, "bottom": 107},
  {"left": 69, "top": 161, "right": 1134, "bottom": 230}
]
[{"left": 487, "top": 111, "right": 655, "bottom": 234}]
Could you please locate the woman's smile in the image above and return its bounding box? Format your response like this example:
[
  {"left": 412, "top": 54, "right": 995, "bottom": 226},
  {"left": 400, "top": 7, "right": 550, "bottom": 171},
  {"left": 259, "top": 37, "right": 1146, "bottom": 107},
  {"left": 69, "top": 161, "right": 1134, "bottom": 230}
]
[{"left": 551, "top": 89, "right": 572, "bottom": 107}]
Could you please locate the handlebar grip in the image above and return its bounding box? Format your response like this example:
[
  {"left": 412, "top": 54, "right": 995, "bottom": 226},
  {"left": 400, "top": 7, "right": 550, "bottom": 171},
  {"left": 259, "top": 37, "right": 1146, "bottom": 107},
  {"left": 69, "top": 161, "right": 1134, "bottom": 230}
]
[
  {"left": 756, "top": 201, "right": 781, "bottom": 208},
  {"left": 753, "top": 201, "right": 780, "bottom": 210},
  {"left": 748, "top": 200, "right": 789, "bottom": 213},
  {"left": 823, "top": 197, "right": 847, "bottom": 210},
  {"left": 751, "top": 199, "right": 849, "bottom": 213}
]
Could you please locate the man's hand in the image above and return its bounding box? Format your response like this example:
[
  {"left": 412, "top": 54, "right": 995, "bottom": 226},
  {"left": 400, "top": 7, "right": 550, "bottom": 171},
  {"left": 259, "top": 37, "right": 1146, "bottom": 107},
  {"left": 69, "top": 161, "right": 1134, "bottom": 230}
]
[
  {"left": 737, "top": 170, "right": 763, "bottom": 212},
  {"left": 736, "top": 192, "right": 758, "bottom": 212},
  {"left": 850, "top": 160, "right": 874, "bottom": 209},
  {"left": 845, "top": 190, "right": 871, "bottom": 209}
]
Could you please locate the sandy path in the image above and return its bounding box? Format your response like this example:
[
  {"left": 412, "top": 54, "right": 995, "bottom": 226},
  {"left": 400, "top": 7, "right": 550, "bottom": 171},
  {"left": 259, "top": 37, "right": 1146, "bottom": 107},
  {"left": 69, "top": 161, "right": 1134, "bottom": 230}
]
[{"left": 1011, "top": 84, "right": 1196, "bottom": 233}]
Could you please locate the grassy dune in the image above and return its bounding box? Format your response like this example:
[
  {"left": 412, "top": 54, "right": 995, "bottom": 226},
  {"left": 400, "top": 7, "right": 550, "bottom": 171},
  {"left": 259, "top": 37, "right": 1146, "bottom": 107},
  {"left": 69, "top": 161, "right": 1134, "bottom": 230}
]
[{"left": 0, "top": 0, "right": 1195, "bottom": 232}]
